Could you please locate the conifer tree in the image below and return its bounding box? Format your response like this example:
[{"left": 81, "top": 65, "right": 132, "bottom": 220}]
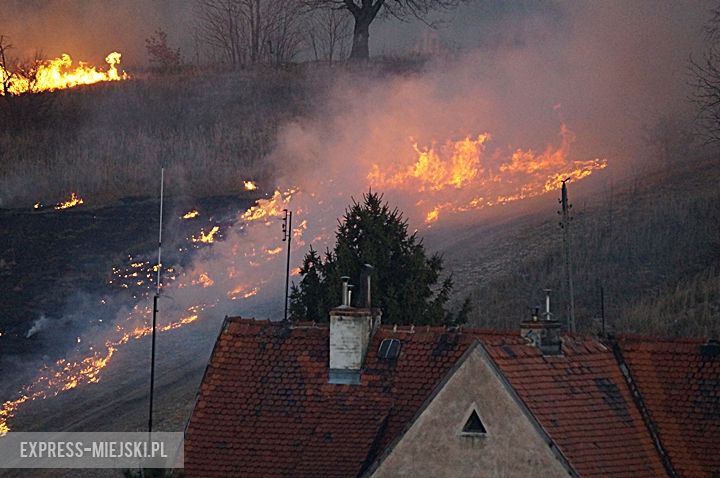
[{"left": 289, "top": 191, "right": 454, "bottom": 325}]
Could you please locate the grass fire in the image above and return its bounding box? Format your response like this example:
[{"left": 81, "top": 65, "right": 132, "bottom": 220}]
[
  {"left": 0, "top": 50, "right": 128, "bottom": 95},
  {"left": 0, "top": 2, "right": 718, "bottom": 475}
]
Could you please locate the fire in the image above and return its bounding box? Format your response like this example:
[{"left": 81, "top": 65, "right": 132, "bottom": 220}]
[
  {"left": 54, "top": 192, "right": 84, "bottom": 210},
  {"left": 193, "top": 272, "right": 214, "bottom": 288},
  {"left": 244, "top": 181, "right": 258, "bottom": 191},
  {"left": 0, "top": 187, "right": 302, "bottom": 433},
  {"left": 182, "top": 210, "right": 200, "bottom": 219},
  {"left": 368, "top": 125, "right": 606, "bottom": 223},
  {"left": 0, "top": 305, "right": 206, "bottom": 435},
  {"left": 227, "top": 285, "right": 259, "bottom": 300},
  {"left": 241, "top": 189, "right": 294, "bottom": 222},
  {"left": 1, "top": 52, "right": 128, "bottom": 96},
  {"left": 192, "top": 226, "right": 220, "bottom": 244}
]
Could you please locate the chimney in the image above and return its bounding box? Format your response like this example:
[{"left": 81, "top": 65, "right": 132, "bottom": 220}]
[
  {"left": 520, "top": 289, "right": 562, "bottom": 355},
  {"left": 329, "top": 276, "right": 381, "bottom": 384}
]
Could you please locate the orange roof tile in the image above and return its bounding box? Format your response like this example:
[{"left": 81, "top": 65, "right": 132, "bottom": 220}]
[
  {"left": 185, "top": 318, "right": 718, "bottom": 477},
  {"left": 616, "top": 336, "right": 720, "bottom": 478}
]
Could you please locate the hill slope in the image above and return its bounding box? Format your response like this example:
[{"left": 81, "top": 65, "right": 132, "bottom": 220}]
[{"left": 438, "top": 154, "right": 720, "bottom": 337}]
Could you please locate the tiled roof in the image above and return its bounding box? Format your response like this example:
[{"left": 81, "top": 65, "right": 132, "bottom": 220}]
[
  {"left": 483, "top": 336, "right": 669, "bottom": 478},
  {"left": 616, "top": 336, "right": 720, "bottom": 478},
  {"left": 185, "top": 318, "right": 719, "bottom": 477},
  {"left": 184, "top": 319, "right": 489, "bottom": 477}
]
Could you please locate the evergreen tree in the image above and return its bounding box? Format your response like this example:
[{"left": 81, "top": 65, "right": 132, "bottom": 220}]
[{"left": 289, "top": 191, "right": 453, "bottom": 325}]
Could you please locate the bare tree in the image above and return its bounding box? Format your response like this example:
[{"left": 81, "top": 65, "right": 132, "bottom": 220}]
[
  {"left": 194, "top": 0, "right": 305, "bottom": 67},
  {"left": 691, "top": 4, "right": 720, "bottom": 143},
  {"left": 306, "top": 7, "right": 351, "bottom": 64},
  {"left": 195, "top": 0, "right": 246, "bottom": 67},
  {"left": 0, "top": 35, "right": 16, "bottom": 96},
  {"left": 264, "top": 1, "right": 306, "bottom": 65},
  {"left": 303, "top": 0, "right": 461, "bottom": 60}
]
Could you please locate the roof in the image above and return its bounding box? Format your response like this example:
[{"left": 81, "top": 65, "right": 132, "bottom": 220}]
[
  {"left": 484, "top": 335, "right": 668, "bottom": 477},
  {"left": 184, "top": 318, "right": 720, "bottom": 478},
  {"left": 184, "top": 319, "right": 494, "bottom": 477},
  {"left": 616, "top": 336, "right": 720, "bottom": 478}
]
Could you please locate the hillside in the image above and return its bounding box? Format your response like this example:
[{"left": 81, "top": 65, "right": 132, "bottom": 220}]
[{"left": 438, "top": 153, "right": 720, "bottom": 337}]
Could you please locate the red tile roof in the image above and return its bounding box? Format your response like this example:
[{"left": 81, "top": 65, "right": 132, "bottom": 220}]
[
  {"left": 483, "top": 336, "right": 669, "bottom": 478},
  {"left": 185, "top": 319, "right": 487, "bottom": 477},
  {"left": 185, "top": 318, "right": 718, "bottom": 478},
  {"left": 616, "top": 336, "right": 720, "bottom": 478}
]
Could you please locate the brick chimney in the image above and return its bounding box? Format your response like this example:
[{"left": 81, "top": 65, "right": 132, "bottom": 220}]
[
  {"left": 520, "top": 290, "right": 562, "bottom": 355},
  {"left": 328, "top": 276, "right": 381, "bottom": 384}
]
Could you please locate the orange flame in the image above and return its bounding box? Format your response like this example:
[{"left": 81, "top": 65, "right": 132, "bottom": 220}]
[
  {"left": 54, "top": 192, "right": 84, "bottom": 210},
  {"left": 1, "top": 52, "right": 128, "bottom": 96},
  {"left": 191, "top": 226, "right": 220, "bottom": 244},
  {"left": 244, "top": 180, "right": 258, "bottom": 191},
  {"left": 368, "top": 125, "right": 606, "bottom": 223},
  {"left": 241, "top": 189, "right": 294, "bottom": 222},
  {"left": 0, "top": 305, "right": 204, "bottom": 434},
  {"left": 182, "top": 210, "right": 200, "bottom": 219}
]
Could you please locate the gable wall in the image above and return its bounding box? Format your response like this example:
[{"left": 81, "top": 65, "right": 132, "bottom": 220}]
[{"left": 370, "top": 346, "right": 571, "bottom": 477}]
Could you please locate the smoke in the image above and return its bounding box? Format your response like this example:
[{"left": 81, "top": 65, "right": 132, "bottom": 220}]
[
  {"left": 0, "top": 0, "right": 194, "bottom": 67},
  {"left": 1, "top": 0, "right": 716, "bottom": 430},
  {"left": 25, "top": 314, "right": 49, "bottom": 338}
]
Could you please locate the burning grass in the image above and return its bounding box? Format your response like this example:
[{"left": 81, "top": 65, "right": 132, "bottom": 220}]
[
  {"left": 0, "top": 68, "right": 308, "bottom": 207},
  {"left": 0, "top": 52, "right": 128, "bottom": 96}
]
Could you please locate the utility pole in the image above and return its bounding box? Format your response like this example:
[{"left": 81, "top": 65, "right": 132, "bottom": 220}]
[
  {"left": 149, "top": 168, "right": 164, "bottom": 434},
  {"left": 281, "top": 209, "right": 292, "bottom": 321},
  {"left": 559, "top": 179, "right": 576, "bottom": 333}
]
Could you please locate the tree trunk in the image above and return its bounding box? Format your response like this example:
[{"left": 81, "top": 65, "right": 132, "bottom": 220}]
[{"left": 349, "top": 15, "right": 371, "bottom": 60}]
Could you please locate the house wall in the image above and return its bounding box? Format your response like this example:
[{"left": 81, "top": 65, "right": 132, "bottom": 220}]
[{"left": 370, "top": 346, "right": 571, "bottom": 478}]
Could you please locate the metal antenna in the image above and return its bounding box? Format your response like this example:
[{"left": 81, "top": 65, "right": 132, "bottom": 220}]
[
  {"left": 149, "top": 167, "right": 164, "bottom": 434},
  {"left": 559, "top": 179, "right": 576, "bottom": 333},
  {"left": 281, "top": 209, "right": 292, "bottom": 321},
  {"left": 600, "top": 285, "right": 606, "bottom": 336}
]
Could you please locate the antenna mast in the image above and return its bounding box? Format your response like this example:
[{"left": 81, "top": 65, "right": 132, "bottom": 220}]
[
  {"left": 282, "top": 209, "right": 292, "bottom": 321},
  {"left": 149, "top": 168, "right": 164, "bottom": 434},
  {"left": 559, "top": 179, "right": 576, "bottom": 333}
]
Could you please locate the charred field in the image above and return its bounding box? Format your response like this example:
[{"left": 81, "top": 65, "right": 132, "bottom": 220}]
[{"left": 0, "top": 193, "right": 257, "bottom": 399}]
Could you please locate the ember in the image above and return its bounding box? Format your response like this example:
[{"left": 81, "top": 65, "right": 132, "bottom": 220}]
[
  {"left": 191, "top": 226, "right": 220, "bottom": 244},
  {"left": 54, "top": 192, "right": 84, "bottom": 210}
]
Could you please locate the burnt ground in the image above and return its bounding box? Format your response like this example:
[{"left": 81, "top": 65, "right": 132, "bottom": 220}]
[{"left": 0, "top": 193, "right": 257, "bottom": 406}]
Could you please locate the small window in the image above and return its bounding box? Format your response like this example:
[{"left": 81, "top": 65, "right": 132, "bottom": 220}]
[
  {"left": 378, "top": 339, "right": 401, "bottom": 359},
  {"left": 461, "top": 409, "right": 487, "bottom": 435}
]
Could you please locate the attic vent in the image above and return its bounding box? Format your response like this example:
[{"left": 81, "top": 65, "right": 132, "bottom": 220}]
[
  {"left": 461, "top": 409, "right": 487, "bottom": 435},
  {"left": 378, "top": 339, "right": 401, "bottom": 359}
]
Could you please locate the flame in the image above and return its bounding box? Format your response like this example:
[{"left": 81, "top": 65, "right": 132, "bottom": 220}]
[
  {"left": 368, "top": 125, "right": 606, "bottom": 223},
  {"left": 244, "top": 181, "right": 258, "bottom": 191},
  {"left": 54, "top": 192, "right": 84, "bottom": 210},
  {"left": 0, "top": 305, "right": 205, "bottom": 434},
  {"left": 182, "top": 210, "right": 200, "bottom": 219},
  {"left": 1, "top": 52, "right": 128, "bottom": 96},
  {"left": 191, "top": 226, "right": 220, "bottom": 244},
  {"left": 241, "top": 189, "right": 294, "bottom": 222},
  {"left": 0, "top": 188, "right": 302, "bottom": 433},
  {"left": 266, "top": 246, "right": 283, "bottom": 256},
  {"left": 193, "top": 272, "right": 214, "bottom": 288},
  {"left": 227, "top": 284, "right": 259, "bottom": 300}
]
